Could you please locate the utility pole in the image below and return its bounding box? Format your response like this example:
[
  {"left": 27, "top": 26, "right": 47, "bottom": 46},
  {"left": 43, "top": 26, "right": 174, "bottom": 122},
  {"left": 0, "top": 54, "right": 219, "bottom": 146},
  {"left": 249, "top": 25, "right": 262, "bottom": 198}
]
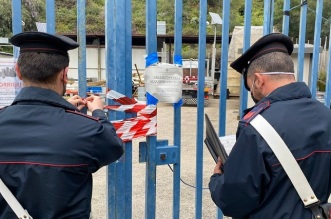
[{"left": 209, "top": 12, "right": 222, "bottom": 83}]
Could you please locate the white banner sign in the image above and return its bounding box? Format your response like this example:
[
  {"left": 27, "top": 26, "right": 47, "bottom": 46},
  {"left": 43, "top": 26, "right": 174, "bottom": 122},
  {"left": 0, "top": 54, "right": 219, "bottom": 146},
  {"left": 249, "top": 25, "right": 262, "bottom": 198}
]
[
  {"left": 145, "top": 63, "right": 183, "bottom": 103},
  {"left": 0, "top": 58, "right": 22, "bottom": 107}
]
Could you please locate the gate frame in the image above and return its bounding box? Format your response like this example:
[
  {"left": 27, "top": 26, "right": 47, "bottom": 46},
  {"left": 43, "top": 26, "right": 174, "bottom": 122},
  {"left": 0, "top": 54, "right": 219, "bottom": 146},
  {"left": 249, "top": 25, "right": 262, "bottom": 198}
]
[{"left": 10, "top": 0, "right": 331, "bottom": 218}]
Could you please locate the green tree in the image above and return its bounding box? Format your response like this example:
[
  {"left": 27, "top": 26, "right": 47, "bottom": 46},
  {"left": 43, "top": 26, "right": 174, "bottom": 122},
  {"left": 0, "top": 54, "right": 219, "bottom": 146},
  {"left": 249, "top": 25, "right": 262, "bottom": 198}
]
[
  {"left": 0, "top": 0, "right": 46, "bottom": 53},
  {"left": 0, "top": 0, "right": 45, "bottom": 38},
  {"left": 229, "top": 0, "right": 265, "bottom": 32},
  {"left": 132, "top": 0, "right": 223, "bottom": 35},
  {"left": 56, "top": 0, "right": 77, "bottom": 33},
  {"left": 1, "top": 0, "right": 330, "bottom": 46},
  {"left": 56, "top": 0, "right": 104, "bottom": 34},
  {"left": 22, "top": 0, "right": 46, "bottom": 32},
  {"left": 0, "top": 0, "right": 13, "bottom": 38}
]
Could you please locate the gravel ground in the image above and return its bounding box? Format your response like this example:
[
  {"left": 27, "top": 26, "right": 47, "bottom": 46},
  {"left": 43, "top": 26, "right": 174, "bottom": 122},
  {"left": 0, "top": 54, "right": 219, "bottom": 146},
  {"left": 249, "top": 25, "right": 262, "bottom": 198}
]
[{"left": 91, "top": 96, "right": 240, "bottom": 219}]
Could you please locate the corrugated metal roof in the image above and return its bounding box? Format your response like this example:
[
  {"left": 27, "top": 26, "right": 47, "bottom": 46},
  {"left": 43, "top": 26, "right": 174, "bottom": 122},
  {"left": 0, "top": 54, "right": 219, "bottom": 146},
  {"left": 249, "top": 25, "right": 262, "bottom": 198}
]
[
  {"left": 0, "top": 38, "right": 9, "bottom": 44},
  {"left": 0, "top": 52, "right": 13, "bottom": 57}
]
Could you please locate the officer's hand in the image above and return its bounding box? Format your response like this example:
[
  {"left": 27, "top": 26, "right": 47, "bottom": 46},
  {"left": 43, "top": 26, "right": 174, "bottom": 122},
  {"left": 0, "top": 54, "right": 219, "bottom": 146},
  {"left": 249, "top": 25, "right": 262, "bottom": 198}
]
[
  {"left": 85, "top": 95, "right": 104, "bottom": 112},
  {"left": 67, "top": 95, "right": 86, "bottom": 111},
  {"left": 213, "top": 157, "right": 223, "bottom": 174}
]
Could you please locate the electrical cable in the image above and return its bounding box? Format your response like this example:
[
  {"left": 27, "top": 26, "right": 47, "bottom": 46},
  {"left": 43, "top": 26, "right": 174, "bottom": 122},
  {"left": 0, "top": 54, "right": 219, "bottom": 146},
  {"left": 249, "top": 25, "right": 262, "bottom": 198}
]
[
  {"left": 287, "top": 1, "right": 330, "bottom": 22},
  {"left": 307, "top": 6, "right": 330, "bottom": 22},
  {"left": 167, "top": 164, "right": 209, "bottom": 190},
  {"left": 290, "top": 0, "right": 306, "bottom": 11}
]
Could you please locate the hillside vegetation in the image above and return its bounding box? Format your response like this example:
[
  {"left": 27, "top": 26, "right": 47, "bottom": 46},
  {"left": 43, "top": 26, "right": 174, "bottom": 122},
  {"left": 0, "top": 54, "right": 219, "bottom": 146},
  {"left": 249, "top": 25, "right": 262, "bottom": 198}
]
[{"left": 0, "top": 0, "right": 330, "bottom": 50}]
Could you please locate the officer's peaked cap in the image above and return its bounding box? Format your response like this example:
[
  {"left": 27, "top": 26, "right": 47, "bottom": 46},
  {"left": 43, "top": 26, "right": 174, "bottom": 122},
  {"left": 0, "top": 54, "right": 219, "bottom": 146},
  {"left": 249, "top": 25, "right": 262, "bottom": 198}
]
[
  {"left": 10, "top": 31, "right": 79, "bottom": 58},
  {"left": 230, "top": 33, "right": 294, "bottom": 76}
]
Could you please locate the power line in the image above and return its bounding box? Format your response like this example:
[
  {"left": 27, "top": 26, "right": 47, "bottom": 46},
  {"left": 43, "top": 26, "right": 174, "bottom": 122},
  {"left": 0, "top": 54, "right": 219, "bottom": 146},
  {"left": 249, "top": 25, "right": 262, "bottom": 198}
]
[
  {"left": 307, "top": 6, "right": 330, "bottom": 22},
  {"left": 285, "top": 0, "right": 330, "bottom": 23}
]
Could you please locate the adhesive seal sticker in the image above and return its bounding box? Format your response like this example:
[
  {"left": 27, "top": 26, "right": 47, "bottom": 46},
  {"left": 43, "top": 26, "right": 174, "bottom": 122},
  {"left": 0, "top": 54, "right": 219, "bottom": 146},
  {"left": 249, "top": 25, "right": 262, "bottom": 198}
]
[{"left": 144, "top": 63, "right": 183, "bottom": 103}]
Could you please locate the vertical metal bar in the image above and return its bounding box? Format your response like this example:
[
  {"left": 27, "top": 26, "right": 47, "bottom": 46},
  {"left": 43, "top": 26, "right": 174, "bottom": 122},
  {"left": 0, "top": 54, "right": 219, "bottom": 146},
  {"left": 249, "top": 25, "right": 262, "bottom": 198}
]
[
  {"left": 270, "top": 0, "right": 275, "bottom": 32},
  {"left": 263, "top": 0, "right": 272, "bottom": 35},
  {"left": 107, "top": 165, "right": 116, "bottom": 219},
  {"left": 113, "top": 0, "right": 134, "bottom": 218},
  {"left": 114, "top": 1, "right": 126, "bottom": 217},
  {"left": 173, "top": 0, "right": 182, "bottom": 218},
  {"left": 282, "top": 0, "right": 291, "bottom": 35},
  {"left": 114, "top": 0, "right": 126, "bottom": 92},
  {"left": 11, "top": 0, "right": 22, "bottom": 35},
  {"left": 124, "top": 0, "right": 133, "bottom": 218},
  {"left": 297, "top": 0, "right": 308, "bottom": 82},
  {"left": 219, "top": 0, "right": 231, "bottom": 135},
  {"left": 145, "top": 0, "right": 157, "bottom": 218},
  {"left": 124, "top": 140, "right": 132, "bottom": 219},
  {"left": 239, "top": 0, "right": 252, "bottom": 118},
  {"left": 115, "top": 135, "right": 127, "bottom": 219},
  {"left": 113, "top": 2, "right": 127, "bottom": 214},
  {"left": 325, "top": 20, "right": 331, "bottom": 108},
  {"left": 310, "top": 0, "right": 324, "bottom": 98},
  {"left": 105, "top": 0, "right": 132, "bottom": 218},
  {"left": 195, "top": 1, "right": 207, "bottom": 218},
  {"left": 77, "top": 1, "right": 87, "bottom": 102},
  {"left": 125, "top": 0, "right": 133, "bottom": 99},
  {"left": 105, "top": 1, "right": 117, "bottom": 219},
  {"left": 146, "top": 0, "right": 158, "bottom": 53},
  {"left": 46, "top": 0, "right": 55, "bottom": 34},
  {"left": 145, "top": 136, "right": 157, "bottom": 219},
  {"left": 11, "top": 0, "right": 22, "bottom": 58},
  {"left": 216, "top": 1, "right": 230, "bottom": 218},
  {"left": 105, "top": 0, "right": 116, "bottom": 109}
]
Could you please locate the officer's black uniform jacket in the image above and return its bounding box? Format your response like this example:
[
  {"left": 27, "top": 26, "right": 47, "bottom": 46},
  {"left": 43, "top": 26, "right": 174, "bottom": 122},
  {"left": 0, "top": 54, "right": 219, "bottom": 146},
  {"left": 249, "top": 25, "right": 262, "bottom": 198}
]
[
  {"left": 0, "top": 87, "right": 124, "bottom": 219},
  {"left": 209, "top": 82, "right": 331, "bottom": 219}
]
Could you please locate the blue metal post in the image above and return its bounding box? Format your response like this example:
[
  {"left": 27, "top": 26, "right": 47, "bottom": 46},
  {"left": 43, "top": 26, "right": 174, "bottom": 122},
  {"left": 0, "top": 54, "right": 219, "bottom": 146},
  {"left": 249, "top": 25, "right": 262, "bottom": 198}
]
[
  {"left": 282, "top": 0, "right": 291, "bottom": 35},
  {"left": 105, "top": 0, "right": 115, "bottom": 109},
  {"left": 146, "top": 0, "right": 158, "bottom": 54},
  {"left": 239, "top": 0, "right": 252, "bottom": 118},
  {"left": 115, "top": 0, "right": 127, "bottom": 215},
  {"left": 125, "top": 1, "right": 133, "bottom": 99},
  {"left": 173, "top": 0, "right": 182, "bottom": 218},
  {"left": 195, "top": 1, "right": 207, "bottom": 218},
  {"left": 297, "top": 0, "right": 308, "bottom": 82},
  {"left": 11, "top": 0, "right": 22, "bottom": 35},
  {"left": 113, "top": 3, "right": 131, "bottom": 216},
  {"left": 263, "top": 0, "right": 272, "bottom": 35},
  {"left": 219, "top": 0, "right": 231, "bottom": 135},
  {"left": 217, "top": 1, "right": 231, "bottom": 218},
  {"left": 145, "top": 136, "right": 157, "bottom": 219},
  {"left": 145, "top": 0, "right": 158, "bottom": 218},
  {"left": 270, "top": 0, "right": 275, "bottom": 33},
  {"left": 46, "top": 0, "right": 55, "bottom": 34},
  {"left": 325, "top": 20, "right": 331, "bottom": 108},
  {"left": 77, "top": 1, "right": 87, "bottom": 104},
  {"left": 105, "top": 1, "right": 117, "bottom": 218},
  {"left": 11, "top": 0, "right": 22, "bottom": 58},
  {"left": 106, "top": 1, "right": 133, "bottom": 218},
  {"left": 310, "top": 0, "right": 324, "bottom": 97},
  {"left": 123, "top": 1, "right": 133, "bottom": 219}
]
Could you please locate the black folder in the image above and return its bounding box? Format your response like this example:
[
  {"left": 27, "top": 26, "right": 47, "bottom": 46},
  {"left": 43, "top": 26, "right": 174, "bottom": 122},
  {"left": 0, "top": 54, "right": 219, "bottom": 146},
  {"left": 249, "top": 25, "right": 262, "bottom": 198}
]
[{"left": 204, "top": 114, "right": 228, "bottom": 164}]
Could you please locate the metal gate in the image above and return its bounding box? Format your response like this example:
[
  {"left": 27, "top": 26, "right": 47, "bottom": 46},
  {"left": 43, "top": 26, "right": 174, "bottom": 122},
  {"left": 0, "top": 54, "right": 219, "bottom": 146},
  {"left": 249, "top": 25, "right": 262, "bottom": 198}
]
[{"left": 10, "top": 0, "right": 331, "bottom": 218}]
